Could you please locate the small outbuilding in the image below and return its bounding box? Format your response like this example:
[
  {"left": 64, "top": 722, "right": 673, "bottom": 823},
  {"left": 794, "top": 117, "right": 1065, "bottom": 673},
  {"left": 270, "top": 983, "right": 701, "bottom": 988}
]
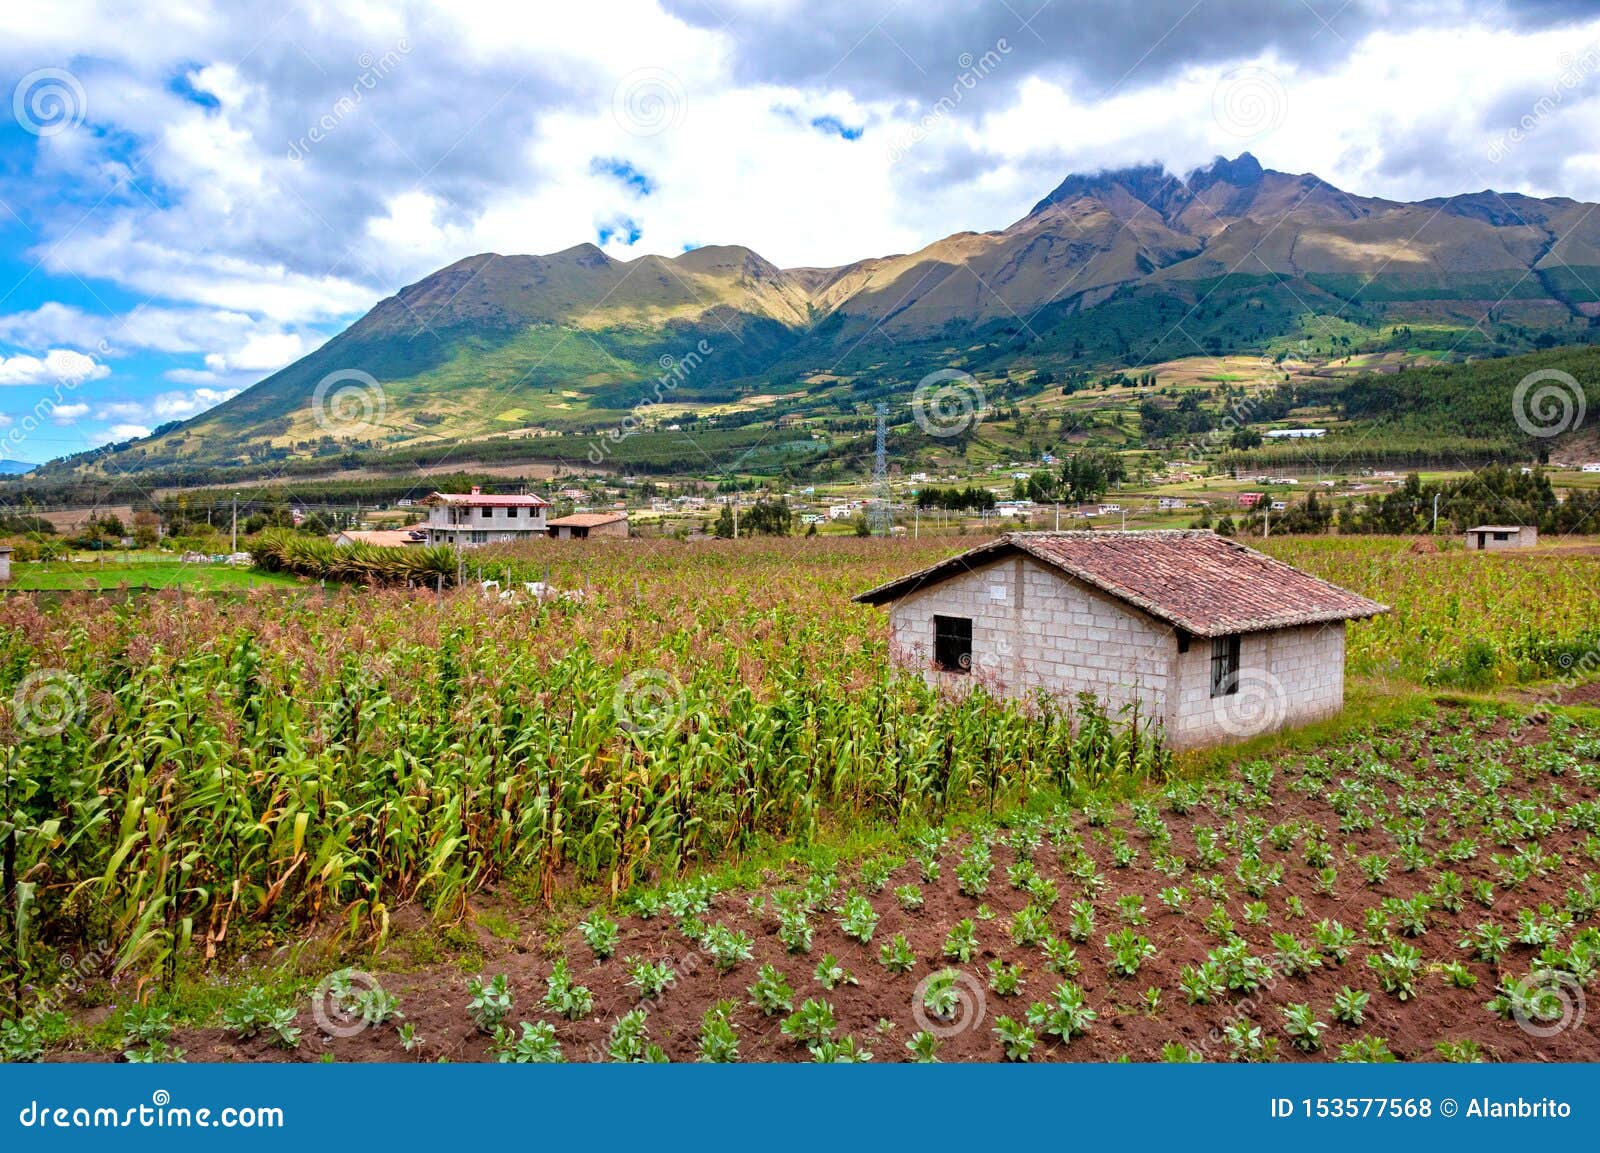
[
  {"left": 854, "top": 531, "right": 1387, "bottom": 749},
  {"left": 1464, "top": 525, "right": 1536, "bottom": 552},
  {"left": 547, "top": 512, "right": 629, "bottom": 540},
  {"left": 0, "top": 545, "right": 11, "bottom": 583}
]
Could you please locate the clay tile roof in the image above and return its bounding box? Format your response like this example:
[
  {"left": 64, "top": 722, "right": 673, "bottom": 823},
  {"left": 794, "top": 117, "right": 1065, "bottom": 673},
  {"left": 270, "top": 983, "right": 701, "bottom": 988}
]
[
  {"left": 854, "top": 531, "right": 1388, "bottom": 637},
  {"left": 547, "top": 513, "right": 628, "bottom": 527},
  {"left": 422, "top": 491, "right": 550, "bottom": 507}
]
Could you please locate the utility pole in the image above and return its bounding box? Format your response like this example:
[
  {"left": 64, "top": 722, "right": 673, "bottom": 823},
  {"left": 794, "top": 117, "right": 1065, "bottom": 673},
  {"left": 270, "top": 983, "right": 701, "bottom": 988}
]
[
  {"left": 231, "top": 493, "right": 238, "bottom": 553},
  {"left": 1055, "top": 502, "right": 1060, "bottom": 531},
  {"left": 1263, "top": 504, "right": 1271, "bottom": 538},
  {"left": 869, "top": 403, "right": 892, "bottom": 536},
  {"left": 1432, "top": 493, "right": 1439, "bottom": 533}
]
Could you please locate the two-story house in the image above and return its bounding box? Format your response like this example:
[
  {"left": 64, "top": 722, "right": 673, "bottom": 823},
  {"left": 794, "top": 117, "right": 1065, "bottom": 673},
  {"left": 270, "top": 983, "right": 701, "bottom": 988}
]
[{"left": 419, "top": 486, "right": 550, "bottom": 547}]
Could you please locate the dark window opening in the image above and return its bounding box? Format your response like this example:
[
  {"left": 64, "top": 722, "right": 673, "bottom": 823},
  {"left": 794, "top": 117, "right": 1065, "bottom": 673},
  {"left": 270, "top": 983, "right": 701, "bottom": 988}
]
[
  {"left": 1210, "top": 635, "right": 1241, "bottom": 698},
  {"left": 1492, "top": 531, "right": 1510, "bottom": 542},
  {"left": 934, "top": 615, "right": 973, "bottom": 674}
]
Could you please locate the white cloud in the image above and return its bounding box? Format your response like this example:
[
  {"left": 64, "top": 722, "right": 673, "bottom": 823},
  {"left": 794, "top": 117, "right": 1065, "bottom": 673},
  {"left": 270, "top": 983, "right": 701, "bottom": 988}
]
[
  {"left": 93, "top": 386, "right": 242, "bottom": 427},
  {"left": 203, "top": 332, "right": 310, "bottom": 373},
  {"left": 107, "top": 422, "right": 152, "bottom": 440},
  {"left": 50, "top": 402, "right": 90, "bottom": 423},
  {"left": 0, "top": 349, "right": 111, "bottom": 386}
]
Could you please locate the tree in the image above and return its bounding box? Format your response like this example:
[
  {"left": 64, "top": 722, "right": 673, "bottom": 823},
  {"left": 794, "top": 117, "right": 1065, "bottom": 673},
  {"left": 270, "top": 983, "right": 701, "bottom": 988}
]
[
  {"left": 742, "top": 500, "right": 792, "bottom": 536},
  {"left": 713, "top": 505, "right": 736, "bottom": 539},
  {"left": 1059, "top": 450, "right": 1127, "bottom": 503}
]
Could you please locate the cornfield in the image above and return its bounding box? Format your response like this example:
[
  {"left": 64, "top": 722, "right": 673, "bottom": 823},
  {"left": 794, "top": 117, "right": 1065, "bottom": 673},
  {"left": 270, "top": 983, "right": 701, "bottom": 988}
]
[{"left": 0, "top": 538, "right": 1169, "bottom": 1006}]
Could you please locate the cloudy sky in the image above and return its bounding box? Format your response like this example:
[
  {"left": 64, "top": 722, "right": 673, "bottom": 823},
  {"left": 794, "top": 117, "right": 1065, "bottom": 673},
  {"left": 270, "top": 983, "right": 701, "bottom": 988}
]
[{"left": 2, "top": 0, "right": 1600, "bottom": 458}]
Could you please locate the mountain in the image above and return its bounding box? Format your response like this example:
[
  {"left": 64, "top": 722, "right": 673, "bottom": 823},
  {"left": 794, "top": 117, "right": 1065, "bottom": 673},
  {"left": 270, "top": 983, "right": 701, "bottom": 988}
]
[
  {"left": 96, "top": 154, "right": 1600, "bottom": 468},
  {"left": 0, "top": 460, "right": 37, "bottom": 475}
]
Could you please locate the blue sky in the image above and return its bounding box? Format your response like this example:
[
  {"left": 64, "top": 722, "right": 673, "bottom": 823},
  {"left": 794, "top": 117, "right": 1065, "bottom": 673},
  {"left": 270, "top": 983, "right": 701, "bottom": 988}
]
[{"left": 4, "top": 1, "right": 1600, "bottom": 464}]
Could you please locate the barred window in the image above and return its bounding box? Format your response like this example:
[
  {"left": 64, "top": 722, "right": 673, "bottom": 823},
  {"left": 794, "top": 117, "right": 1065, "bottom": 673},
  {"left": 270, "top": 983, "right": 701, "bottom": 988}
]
[
  {"left": 933, "top": 615, "right": 973, "bottom": 674},
  {"left": 1210, "top": 635, "right": 1241, "bottom": 698}
]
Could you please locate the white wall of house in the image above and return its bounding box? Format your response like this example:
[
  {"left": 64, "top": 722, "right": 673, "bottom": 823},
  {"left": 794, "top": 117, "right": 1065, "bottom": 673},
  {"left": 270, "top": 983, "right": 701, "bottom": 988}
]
[
  {"left": 884, "top": 555, "right": 1348, "bottom": 748},
  {"left": 423, "top": 503, "right": 547, "bottom": 546}
]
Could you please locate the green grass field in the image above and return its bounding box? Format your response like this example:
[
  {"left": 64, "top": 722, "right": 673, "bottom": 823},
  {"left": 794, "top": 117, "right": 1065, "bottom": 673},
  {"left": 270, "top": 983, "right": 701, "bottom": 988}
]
[{"left": 5, "top": 553, "right": 301, "bottom": 591}]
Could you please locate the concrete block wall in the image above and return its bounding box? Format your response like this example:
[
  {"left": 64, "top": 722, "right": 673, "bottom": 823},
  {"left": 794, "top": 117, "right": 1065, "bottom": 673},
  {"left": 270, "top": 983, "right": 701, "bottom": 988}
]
[
  {"left": 886, "top": 557, "right": 1349, "bottom": 749},
  {"left": 1168, "top": 622, "right": 1345, "bottom": 748},
  {"left": 888, "top": 555, "right": 1172, "bottom": 721}
]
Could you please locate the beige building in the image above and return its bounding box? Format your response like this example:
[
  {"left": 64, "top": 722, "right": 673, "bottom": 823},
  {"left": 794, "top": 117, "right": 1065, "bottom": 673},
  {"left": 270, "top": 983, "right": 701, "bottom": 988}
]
[
  {"left": 1464, "top": 525, "right": 1536, "bottom": 551},
  {"left": 419, "top": 487, "right": 549, "bottom": 547},
  {"left": 547, "top": 512, "right": 629, "bottom": 540},
  {"left": 856, "top": 531, "right": 1387, "bottom": 749}
]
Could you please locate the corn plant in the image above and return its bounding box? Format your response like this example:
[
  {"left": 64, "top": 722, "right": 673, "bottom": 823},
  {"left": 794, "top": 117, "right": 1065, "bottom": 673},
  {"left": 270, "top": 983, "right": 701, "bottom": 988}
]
[{"left": 747, "top": 964, "right": 793, "bottom": 1016}]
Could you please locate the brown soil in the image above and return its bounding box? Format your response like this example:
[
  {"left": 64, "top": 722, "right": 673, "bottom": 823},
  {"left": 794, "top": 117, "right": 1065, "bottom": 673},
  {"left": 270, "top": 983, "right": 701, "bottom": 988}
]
[{"left": 50, "top": 710, "right": 1600, "bottom": 1064}]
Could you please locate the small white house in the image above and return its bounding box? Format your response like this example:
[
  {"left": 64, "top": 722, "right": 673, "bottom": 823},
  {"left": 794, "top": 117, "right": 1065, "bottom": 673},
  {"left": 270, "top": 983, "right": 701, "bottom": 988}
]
[
  {"left": 1464, "top": 525, "right": 1537, "bottom": 552},
  {"left": 420, "top": 486, "right": 550, "bottom": 547},
  {"left": 1583, "top": 463, "right": 1600, "bottom": 474},
  {"left": 0, "top": 545, "right": 11, "bottom": 583},
  {"left": 855, "top": 531, "right": 1387, "bottom": 749}
]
